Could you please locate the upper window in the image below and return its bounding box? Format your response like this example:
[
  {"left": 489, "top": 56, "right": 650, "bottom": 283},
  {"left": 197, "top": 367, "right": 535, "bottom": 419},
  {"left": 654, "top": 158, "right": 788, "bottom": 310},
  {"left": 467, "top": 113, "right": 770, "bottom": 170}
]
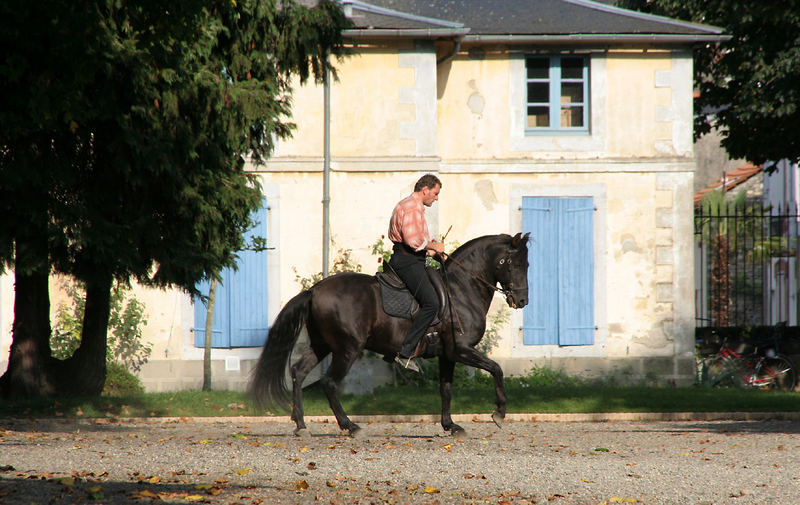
[{"left": 525, "top": 55, "right": 590, "bottom": 134}]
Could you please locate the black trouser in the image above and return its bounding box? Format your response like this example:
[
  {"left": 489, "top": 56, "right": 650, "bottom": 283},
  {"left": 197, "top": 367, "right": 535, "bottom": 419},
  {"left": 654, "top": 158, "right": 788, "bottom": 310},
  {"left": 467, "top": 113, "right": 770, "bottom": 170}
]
[{"left": 388, "top": 244, "right": 440, "bottom": 358}]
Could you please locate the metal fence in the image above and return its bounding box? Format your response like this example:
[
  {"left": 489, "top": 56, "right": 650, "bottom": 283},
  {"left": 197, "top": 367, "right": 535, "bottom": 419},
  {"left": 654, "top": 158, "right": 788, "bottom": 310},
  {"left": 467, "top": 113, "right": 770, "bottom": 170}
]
[{"left": 695, "top": 204, "right": 800, "bottom": 327}]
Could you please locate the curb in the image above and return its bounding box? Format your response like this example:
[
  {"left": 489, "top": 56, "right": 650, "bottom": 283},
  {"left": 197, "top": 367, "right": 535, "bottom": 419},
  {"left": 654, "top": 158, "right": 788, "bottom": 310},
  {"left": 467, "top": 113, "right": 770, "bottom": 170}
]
[{"left": 12, "top": 411, "right": 800, "bottom": 426}]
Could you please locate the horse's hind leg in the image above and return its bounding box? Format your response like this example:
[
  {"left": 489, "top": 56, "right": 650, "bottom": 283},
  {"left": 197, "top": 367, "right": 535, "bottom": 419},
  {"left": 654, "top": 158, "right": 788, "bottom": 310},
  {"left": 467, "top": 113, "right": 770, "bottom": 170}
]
[
  {"left": 319, "top": 350, "right": 361, "bottom": 437},
  {"left": 290, "top": 347, "right": 325, "bottom": 436}
]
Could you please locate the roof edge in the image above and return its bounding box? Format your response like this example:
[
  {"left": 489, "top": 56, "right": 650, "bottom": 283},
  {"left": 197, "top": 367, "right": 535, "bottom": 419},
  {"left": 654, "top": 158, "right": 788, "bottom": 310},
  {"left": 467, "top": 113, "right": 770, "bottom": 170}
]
[
  {"left": 340, "top": 0, "right": 465, "bottom": 29},
  {"left": 563, "top": 0, "right": 726, "bottom": 35},
  {"left": 463, "top": 33, "right": 731, "bottom": 44},
  {"left": 343, "top": 28, "right": 471, "bottom": 39}
]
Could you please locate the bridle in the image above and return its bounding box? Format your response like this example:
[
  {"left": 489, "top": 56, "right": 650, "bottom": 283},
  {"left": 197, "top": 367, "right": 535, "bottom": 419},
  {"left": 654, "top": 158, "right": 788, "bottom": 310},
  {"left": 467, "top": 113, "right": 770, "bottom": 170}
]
[{"left": 439, "top": 250, "right": 524, "bottom": 300}]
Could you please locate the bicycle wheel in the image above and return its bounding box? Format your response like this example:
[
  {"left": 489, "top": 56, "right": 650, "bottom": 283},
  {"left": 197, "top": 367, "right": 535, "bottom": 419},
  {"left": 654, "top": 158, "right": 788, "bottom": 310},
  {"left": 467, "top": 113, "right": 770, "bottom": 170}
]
[
  {"left": 704, "top": 357, "right": 745, "bottom": 388},
  {"left": 754, "top": 354, "right": 797, "bottom": 391}
]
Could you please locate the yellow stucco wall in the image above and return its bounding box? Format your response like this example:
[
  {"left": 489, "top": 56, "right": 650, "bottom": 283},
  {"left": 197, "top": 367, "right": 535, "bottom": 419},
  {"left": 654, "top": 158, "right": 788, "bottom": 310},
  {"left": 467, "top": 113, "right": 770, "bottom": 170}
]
[{"left": 275, "top": 45, "right": 419, "bottom": 159}]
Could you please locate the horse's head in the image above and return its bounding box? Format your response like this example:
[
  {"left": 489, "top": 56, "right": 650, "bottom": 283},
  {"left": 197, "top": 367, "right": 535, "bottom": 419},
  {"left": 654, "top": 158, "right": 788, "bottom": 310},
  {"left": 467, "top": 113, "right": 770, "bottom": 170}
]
[{"left": 496, "top": 232, "right": 530, "bottom": 309}]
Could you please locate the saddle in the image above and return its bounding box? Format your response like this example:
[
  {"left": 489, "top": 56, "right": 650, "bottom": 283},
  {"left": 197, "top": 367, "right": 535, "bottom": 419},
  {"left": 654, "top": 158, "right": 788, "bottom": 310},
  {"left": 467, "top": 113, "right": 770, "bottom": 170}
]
[{"left": 375, "top": 266, "right": 449, "bottom": 359}]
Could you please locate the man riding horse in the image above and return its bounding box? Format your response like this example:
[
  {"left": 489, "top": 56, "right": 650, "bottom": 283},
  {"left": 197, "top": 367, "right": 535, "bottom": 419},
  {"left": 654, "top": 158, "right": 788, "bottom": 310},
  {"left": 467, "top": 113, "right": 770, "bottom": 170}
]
[{"left": 387, "top": 174, "right": 445, "bottom": 373}]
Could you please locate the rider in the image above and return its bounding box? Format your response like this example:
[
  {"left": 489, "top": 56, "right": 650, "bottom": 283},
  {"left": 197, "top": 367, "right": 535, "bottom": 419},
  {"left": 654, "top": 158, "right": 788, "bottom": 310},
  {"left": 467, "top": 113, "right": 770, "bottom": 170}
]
[{"left": 387, "top": 174, "right": 445, "bottom": 373}]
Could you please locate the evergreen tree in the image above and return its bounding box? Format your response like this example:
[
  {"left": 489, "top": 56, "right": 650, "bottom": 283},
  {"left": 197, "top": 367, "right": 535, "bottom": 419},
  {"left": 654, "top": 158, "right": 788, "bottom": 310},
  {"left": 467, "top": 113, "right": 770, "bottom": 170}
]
[{"left": 0, "top": 0, "right": 349, "bottom": 398}]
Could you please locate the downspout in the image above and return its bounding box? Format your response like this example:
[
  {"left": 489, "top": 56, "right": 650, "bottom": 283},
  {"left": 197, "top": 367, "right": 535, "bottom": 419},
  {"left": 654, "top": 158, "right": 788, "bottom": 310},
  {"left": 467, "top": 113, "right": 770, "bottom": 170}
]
[
  {"left": 437, "top": 37, "right": 462, "bottom": 65},
  {"left": 323, "top": 57, "right": 331, "bottom": 279}
]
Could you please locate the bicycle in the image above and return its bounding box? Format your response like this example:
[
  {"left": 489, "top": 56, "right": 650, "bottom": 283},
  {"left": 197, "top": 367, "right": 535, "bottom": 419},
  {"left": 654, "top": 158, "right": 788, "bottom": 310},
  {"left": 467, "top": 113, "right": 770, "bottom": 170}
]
[{"left": 699, "top": 328, "right": 797, "bottom": 391}]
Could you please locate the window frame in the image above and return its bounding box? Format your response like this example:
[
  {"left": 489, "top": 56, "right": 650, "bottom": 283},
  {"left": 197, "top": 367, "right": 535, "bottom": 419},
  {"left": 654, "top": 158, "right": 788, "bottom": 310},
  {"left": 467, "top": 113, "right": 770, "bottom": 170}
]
[{"left": 525, "top": 54, "right": 590, "bottom": 135}]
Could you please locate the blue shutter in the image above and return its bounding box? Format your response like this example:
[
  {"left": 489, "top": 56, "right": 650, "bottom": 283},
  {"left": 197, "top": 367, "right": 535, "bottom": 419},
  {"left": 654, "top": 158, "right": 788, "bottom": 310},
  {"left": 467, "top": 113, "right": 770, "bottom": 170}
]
[
  {"left": 521, "top": 196, "right": 594, "bottom": 346},
  {"left": 193, "top": 198, "right": 269, "bottom": 348},
  {"left": 193, "top": 274, "right": 232, "bottom": 348},
  {"left": 522, "top": 197, "right": 559, "bottom": 345},
  {"left": 558, "top": 198, "right": 594, "bottom": 345},
  {"left": 230, "top": 200, "right": 269, "bottom": 347}
]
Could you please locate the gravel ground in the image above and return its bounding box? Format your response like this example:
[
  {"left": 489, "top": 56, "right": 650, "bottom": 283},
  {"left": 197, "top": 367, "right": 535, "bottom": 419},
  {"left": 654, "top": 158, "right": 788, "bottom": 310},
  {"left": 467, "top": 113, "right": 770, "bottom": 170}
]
[{"left": 1, "top": 416, "right": 799, "bottom": 505}]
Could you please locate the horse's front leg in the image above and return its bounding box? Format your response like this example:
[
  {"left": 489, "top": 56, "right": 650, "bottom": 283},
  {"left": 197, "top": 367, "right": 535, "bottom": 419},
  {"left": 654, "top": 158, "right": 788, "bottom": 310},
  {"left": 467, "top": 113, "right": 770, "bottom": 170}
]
[
  {"left": 438, "top": 356, "right": 465, "bottom": 436},
  {"left": 455, "top": 345, "right": 506, "bottom": 427}
]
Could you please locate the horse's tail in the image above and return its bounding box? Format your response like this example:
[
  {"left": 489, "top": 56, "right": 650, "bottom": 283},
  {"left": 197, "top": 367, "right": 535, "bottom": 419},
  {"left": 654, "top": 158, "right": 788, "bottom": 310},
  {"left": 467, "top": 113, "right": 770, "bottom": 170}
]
[{"left": 248, "top": 289, "right": 312, "bottom": 411}]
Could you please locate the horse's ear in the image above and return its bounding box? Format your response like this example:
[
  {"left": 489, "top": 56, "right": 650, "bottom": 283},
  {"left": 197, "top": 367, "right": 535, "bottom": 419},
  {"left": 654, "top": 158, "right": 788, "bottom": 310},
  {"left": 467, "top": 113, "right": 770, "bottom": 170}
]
[{"left": 511, "top": 232, "right": 530, "bottom": 248}]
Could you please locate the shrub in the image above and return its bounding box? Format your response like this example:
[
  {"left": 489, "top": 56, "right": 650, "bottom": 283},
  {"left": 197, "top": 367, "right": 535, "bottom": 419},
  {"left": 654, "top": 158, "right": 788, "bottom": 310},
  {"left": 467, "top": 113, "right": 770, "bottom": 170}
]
[
  {"left": 51, "top": 279, "right": 152, "bottom": 373},
  {"left": 102, "top": 361, "right": 145, "bottom": 396}
]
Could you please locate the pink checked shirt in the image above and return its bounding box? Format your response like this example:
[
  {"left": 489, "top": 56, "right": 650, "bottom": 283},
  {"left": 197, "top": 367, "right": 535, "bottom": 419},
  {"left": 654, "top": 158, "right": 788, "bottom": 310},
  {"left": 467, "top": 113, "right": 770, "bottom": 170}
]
[{"left": 388, "top": 192, "right": 430, "bottom": 252}]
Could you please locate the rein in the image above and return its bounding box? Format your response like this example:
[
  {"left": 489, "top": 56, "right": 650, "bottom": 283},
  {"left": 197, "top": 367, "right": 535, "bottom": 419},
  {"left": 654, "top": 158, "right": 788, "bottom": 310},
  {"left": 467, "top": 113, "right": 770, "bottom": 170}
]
[{"left": 439, "top": 251, "right": 512, "bottom": 297}]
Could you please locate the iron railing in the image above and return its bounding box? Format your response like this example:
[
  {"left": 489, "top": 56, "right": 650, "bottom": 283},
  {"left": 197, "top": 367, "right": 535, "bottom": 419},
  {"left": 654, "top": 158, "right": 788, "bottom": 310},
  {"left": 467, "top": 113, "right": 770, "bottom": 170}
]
[{"left": 695, "top": 204, "right": 800, "bottom": 327}]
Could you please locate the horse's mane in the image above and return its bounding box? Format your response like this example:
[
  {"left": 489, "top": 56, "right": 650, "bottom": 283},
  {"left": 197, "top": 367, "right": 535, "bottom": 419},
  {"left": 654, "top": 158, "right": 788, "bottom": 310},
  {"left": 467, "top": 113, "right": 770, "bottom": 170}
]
[{"left": 446, "top": 234, "right": 512, "bottom": 265}]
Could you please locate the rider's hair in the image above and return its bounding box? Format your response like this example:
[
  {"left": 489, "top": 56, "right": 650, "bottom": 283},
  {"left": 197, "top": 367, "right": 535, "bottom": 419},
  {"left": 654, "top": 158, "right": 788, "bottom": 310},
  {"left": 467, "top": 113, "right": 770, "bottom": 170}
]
[{"left": 414, "top": 173, "right": 442, "bottom": 192}]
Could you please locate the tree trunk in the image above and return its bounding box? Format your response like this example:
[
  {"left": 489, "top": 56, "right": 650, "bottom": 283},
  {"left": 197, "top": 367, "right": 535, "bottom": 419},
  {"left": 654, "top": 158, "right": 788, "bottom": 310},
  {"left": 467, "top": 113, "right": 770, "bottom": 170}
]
[
  {"left": 53, "top": 273, "right": 113, "bottom": 396},
  {"left": 203, "top": 277, "right": 218, "bottom": 391},
  {"left": 0, "top": 238, "right": 55, "bottom": 399}
]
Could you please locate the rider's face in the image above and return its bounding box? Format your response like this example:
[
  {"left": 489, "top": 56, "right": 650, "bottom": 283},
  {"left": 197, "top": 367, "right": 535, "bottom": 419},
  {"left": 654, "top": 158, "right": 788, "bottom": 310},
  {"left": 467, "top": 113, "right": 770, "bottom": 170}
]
[{"left": 421, "top": 184, "right": 440, "bottom": 207}]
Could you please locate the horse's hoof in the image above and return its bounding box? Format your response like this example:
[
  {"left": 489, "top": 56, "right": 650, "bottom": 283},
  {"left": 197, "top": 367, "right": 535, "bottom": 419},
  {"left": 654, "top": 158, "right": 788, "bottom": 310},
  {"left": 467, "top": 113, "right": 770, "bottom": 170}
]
[
  {"left": 347, "top": 425, "right": 362, "bottom": 438},
  {"left": 445, "top": 424, "right": 466, "bottom": 436},
  {"left": 294, "top": 427, "right": 312, "bottom": 438},
  {"left": 491, "top": 411, "right": 504, "bottom": 428}
]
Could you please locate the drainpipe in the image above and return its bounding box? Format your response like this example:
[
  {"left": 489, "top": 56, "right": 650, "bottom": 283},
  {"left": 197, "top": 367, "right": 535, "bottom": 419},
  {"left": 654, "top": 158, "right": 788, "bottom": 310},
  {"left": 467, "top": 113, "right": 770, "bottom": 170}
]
[
  {"left": 437, "top": 37, "right": 462, "bottom": 66},
  {"left": 323, "top": 57, "right": 331, "bottom": 279}
]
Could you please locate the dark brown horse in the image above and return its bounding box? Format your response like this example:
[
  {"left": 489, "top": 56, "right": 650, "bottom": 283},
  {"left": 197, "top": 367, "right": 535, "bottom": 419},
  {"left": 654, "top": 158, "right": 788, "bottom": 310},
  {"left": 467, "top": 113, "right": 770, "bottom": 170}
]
[{"left": 249, "top": 233, "right": 530, "bottom": 436}]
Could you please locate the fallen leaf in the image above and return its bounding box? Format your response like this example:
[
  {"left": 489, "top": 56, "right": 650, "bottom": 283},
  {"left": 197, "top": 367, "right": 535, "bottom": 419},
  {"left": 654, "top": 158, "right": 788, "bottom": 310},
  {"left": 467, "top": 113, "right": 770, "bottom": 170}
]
[
  {"left": 294, "top": 480, "right": 309, "bottom": 490},
  {"left": 236, "top": 468, "right": 252, "bottom": 476},
  {"left": 132, "top": 489, "right": 160, "bottom": 499},
  {"left": 87, "top": 485, "right": 104, "bottom": 500},
  {"left": 581, "top": 478, "right": 594, "bottom": 483},
  {"left": 424, "top": 487, "right": 440, "bottom": 494},
  {"left": 609, "top": 497, "right": 636, "bottom": 503}
]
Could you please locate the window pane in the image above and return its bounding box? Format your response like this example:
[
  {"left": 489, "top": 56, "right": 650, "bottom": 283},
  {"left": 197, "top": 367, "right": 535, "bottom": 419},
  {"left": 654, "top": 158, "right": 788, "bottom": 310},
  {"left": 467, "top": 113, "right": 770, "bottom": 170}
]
[
  {"left": 528, "top": 106, "right": 550, "bottom": 127},
  {"left": 561, "top": 82, "right": 583, "bottom": 104},
  {"left": 560, "top": 106, "right": 584, "bottom": 127},
  {"left": 561, "top": 57, "right": 584, "bottom": 79},
  {"left": 527, "top": 82, "right": 549, "bottom": 103},
  {"left": 526, "top": 58, "right": 548, "bottom": 79}
]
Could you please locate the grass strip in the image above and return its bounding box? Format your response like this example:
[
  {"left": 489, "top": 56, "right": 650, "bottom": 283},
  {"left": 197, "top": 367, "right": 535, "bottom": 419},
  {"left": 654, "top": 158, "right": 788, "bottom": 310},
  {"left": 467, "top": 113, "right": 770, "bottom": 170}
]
[{"left": 1, "top": 384, "right": 798, "bottom": 420}]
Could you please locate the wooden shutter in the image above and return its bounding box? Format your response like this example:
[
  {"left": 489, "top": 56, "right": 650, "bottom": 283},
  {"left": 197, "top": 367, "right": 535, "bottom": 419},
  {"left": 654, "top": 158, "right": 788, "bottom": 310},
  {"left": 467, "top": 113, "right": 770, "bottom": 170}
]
[
  {"left": 193, "top": 199, "right": 269, "bottom": 348},
  {"left": 522, "top": 196, "right": 594, "bottom": 346},
  {"left": 193, "top": 274, "right": 231, "bottom": 348},
  {"left": 522, "top": 197, "right": 559, "bottom": 344},
  {"left": 230, "top": 200, "right": 269, "bottom": 347},
  {"left": 558, "top": 198, "right": 595, "bottom": 345}
]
